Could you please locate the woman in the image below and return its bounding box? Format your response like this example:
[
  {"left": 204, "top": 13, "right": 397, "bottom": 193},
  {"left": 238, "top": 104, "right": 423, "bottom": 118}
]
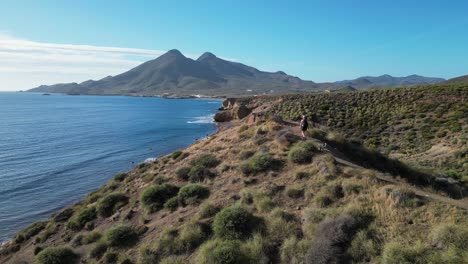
[{"left": 300, "top": 115, "right": 308, "bottom": 139}]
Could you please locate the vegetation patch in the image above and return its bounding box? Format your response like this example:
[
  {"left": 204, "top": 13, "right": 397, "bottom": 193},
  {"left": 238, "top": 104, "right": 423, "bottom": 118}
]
[
  {"left": 97, "top": 192, "right": 129, "bottom": 217},
  {"left": 288, "top": 141, "right": 316, "bottom": 164},
  {"left": 191, "top": 153, "right": 220, "bottom": 168},
  {"left": 67, "top": 207, "right": 97, "bottom": 231},
  {"left": 188, "top": 164, "right": 215, "bottom": 182},
  {"left": 105, "top": 225, "right": 139, "bottom": 247},
  {"left": 37, "top": 247, "right": 78, "bottom": 264},
  {"left": 53, "top": 208, "right": 74, "bottom": 222},
  {"left": 178, "top": 184, "right": 210, "bottom": 205},
  {"left": 15, "top": 221, "right": 47, "bottom": 243},
  {"left": 240, "top": 152, "right": 282, "bottom": 175},
  {"left": 140, "top": 184, "right": 179, "bottom": 212},
  {"left": 213, "top": 205, "right": 262, "bottom": 240},
  {"left": 175, "top": 166, "right": 191, "bottom": 181}
]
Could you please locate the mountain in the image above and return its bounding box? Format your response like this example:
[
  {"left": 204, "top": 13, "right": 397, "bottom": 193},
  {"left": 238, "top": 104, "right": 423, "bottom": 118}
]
[
  {"left": 28, "top": 50, "right": 319, "bottom": 97},
  {"left": 2, "top": 84, "right": 467, "bottom": 263},
  {"left": 332, "top": 74, "right": 445, "bottom": 89},
  {"left": 444, "top": 74, "right": 468, "bottom": 84}
]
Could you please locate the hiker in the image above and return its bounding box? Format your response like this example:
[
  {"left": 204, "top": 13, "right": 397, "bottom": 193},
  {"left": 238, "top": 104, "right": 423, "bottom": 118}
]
[{"left": 300, "top": 115, "right": 308, "bottom": 139}]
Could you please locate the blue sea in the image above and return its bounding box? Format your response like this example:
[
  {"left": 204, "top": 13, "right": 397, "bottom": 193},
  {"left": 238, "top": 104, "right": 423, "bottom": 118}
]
[{"left": 0, "top": 92, "right": 219, "bottom": 243}]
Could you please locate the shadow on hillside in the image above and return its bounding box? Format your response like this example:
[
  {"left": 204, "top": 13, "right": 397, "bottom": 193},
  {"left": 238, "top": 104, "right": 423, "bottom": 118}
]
[{"left": 323, "top": 138, "right": 466, "bottom": 199}]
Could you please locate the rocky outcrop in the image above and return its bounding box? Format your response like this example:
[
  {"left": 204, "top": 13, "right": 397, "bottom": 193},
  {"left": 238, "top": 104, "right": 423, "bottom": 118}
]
[{"left": 214, "top": 104, "right": 252, "bottom": 122}]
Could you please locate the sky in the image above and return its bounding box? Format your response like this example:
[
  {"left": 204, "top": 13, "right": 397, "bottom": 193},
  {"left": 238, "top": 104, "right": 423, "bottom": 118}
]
[{"left": 0, "top": 0, "right": 467, "bottom": 91}]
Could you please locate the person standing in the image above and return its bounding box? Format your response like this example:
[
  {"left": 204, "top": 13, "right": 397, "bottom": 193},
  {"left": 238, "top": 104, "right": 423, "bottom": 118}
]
[{"left": 300, "top": 115, "right": 308, "bottom": 139}]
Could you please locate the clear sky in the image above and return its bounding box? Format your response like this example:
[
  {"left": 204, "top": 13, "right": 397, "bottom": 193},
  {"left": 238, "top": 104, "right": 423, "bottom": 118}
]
[{"left": 1, "top": 0, "right": 467, "bottom": 90}]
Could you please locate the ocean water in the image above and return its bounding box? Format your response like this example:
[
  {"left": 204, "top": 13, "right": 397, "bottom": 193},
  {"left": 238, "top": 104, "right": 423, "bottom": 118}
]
[{"left": 0, "top": 92, "right": 219, "bottom": 243}]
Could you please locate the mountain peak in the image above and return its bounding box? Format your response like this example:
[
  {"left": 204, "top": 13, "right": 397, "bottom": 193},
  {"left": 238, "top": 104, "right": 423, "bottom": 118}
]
[
  {"left": 197, "top": 52, "right": 217, "bottom": 61},
  {"left": 166, "top": 49, "right": 184, "bottom": 57}
]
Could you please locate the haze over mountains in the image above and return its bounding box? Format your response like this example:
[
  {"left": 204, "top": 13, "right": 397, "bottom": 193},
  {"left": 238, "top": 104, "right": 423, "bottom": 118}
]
[{"left": 29, "top": 49, "right": 449, "bottom": 97}]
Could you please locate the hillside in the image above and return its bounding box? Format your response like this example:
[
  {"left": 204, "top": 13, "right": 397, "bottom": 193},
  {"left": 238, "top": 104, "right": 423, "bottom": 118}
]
[
  {"left": 28, "top": 50, "right": 445, "bottom": 97},
  {"left": 260, "top": 83, "right": 468, "bottom": 184},
  {"left": 1, "top": 86, "right": 467, "bottom": 264},
  {"left": 331, "top": 74, "right": 445, "bottom": 90},
  {"left": 445, "top": 74, "right": 468, "bottom": 84},
  {"left": 28, "top": 50, "right": 320, "bottom": 97}
]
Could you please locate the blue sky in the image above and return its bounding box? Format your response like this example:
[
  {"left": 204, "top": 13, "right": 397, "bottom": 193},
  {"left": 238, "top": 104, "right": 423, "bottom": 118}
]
[{"left": 0, "top": 0, "right": 467, "bottom": 90}]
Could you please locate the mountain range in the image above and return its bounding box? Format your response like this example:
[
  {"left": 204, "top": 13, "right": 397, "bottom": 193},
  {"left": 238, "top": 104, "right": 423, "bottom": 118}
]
[{"left": 28, "top": 49, "right": 450, "bottom": 96}]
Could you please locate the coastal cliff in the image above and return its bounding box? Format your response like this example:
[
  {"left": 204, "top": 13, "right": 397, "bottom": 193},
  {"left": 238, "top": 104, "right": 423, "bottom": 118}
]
[{"left": 2, "top": 84, "right": 467, "bottom": 264}]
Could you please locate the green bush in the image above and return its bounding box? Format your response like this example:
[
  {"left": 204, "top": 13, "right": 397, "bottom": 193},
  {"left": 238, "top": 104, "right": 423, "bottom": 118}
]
[
  {"left": 90, "top": 241, "right": 108, "bottom": 259},
  {"left": 430, "top": 223, "right": 468, "bottom": 250},
  {"left": 288, "top": 141, "right": 316, "bottom": 164},
  {"left": 67, "top": 207, "right": 97, "bottom": 230},
  {"left": 114, "top": 172, "right": 127, "bottom": 182},
  {"left": 241, "top": 152, "right": 281, "bottom": 175},
  {"left": 199, "top": 202, "right": 220, "bottom": 219},
  {"left": 103, "top": 251, "right": 118, "bottom": 264},
  {"left": 176, "top": 166, "right": 191, "bottom": 181},
  {"left": 191, "top": 154, "right": 220, "bottom": 168},
  {"left": 15, "top": 221, "right": 47, "bottom": 243},
  {"left": 286, "top": 187, "right": 304, "bottom": 198},
  {"left": 267, "top": 209, "right": 302, "bottom": 244},
  {"left": 82, "top": 231, "right": 102, "bottom": 244},
  {"left": 163, "top": 196, "right": 179, "bottom": 211},
  {"left": 171, "top": 150, "right": 183, "bottom": 160},
  {"left": 140, "top": 184, "right": 179, "bottom": 212},
  {"left": 178, "top": 222, "right": 209, "bottom": 252},
  {"left": 53, "top": 208, "right": 74, "bottom": 222},
  {"left": 239, "top": 150, "right": 255, "bottom": 160},
  {"left": 280, "top": 237, "right": 311, "bottom": 264},
  {"left": 188, "top": 164, "right": 215, "bottom": 182},
  {"left": 197, "top": 239, "right": 248, "bottom": 264},
  {"left": 97, "top": 193, "right": 129, "bottom": 217},
  {"left": 213, "top": 205, "right": 261, "bottom": 240},
  {"left": 382, "top": 241, "right": 431, "bottom": 264},
  {"left": 105, "top": 225, "right": 139, "bottom": 247},
  {"left": 36, "top": 247, "right": 78, "bottom": 264},
  {"left": 178, "top": 184, "right": 210, "bottom": 205}
]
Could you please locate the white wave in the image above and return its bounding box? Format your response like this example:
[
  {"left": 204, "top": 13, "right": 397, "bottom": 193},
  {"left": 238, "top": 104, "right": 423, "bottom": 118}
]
[
  {"left": 144, "top": 157, "right": 157, "bottom": 163},
  {"left": 187, "top": 114, "right": 215, "bottom": 124}
]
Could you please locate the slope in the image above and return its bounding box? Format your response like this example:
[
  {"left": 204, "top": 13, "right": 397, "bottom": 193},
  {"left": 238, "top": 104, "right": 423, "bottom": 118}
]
[{"left": 1, "top": 103, "right": 467, "bottom": 263}]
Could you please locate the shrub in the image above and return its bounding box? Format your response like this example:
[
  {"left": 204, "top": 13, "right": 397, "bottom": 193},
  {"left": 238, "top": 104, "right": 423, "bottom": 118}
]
[
  {"left": 15, "top": 221, "right": 47, "bottom": 243},
  {"left": 97, "top": 193, "right": 129, "bottom": 217},
  {"left": 267, "top": 209, "right": 302, "bottom": 244},
  {"left": 241, "top": 152, "right": 281, "bottom": 175},
  {"left": 178, "top": 222, "right": 209, "bottom": 252},
  {"left": 67, "top": 207, "right": 97, "bottom": 230},
  {"left": 213, "top": 205, "right": 261, "bottom": 240},
  {"left": 196, "top": 239, "right": 248, "bottom": 264},
  {"left": 288, "top": 141, "right": 316, "bottom": 164},
  {"left": 381, "top": 241, "right": 431, "bottom": 264},
  {"left": 198, "top": 202, "right": 221, "bottom": 219},
  {"left": 191, "top": 154, "right": 220, "bottom": 168},
  {"left": 295, "top": 171, "right": 310, "bottom": 179},
  {"left": 286, "top": 187, "right": 304, "bottom": 198},
  {"left": 176, "top": 166, "right": 191, "bottom": 181},
  {"left": 53, "top": 208, "right": 74, "bottom": 222},
  {"left": 178, "top": 184, "right": 210, "bottom": 205},
  {"left": 430, "top": 223, "right": 468, "bottom": 250},
  {"left": 171, "top": 150, "right": 183, "bottom": 160},
  {"left": 34, "top": 246, "right": 44, "bottom": 255},
  {"left": 280, "top": 237, "right": 311, "bottom": 264},
  {"left": 254, "top": 195, "right": 275, "bottom": 213},
  {"left": 103, "top": 251, "right": 118, "bottom": 263},
  {"left": 155, "top": 228, "right": 181, "bottom": 256},
  {"left": 71, "top": 234, "right": 83, "bottom": 247},
  {"left": 242, "top": 234, "right": 270, "bottom": 263},
  {"left": 37, "top": 247, "right": 78, "bottom": 264},
  {"left": 82, "top": 231, "right": 102, "bottom": 244},
  {"left": 105, "top": 225, "right": 139, "bottom": 247},
  {"left": 163, "top": 196, "right": 179, "bottom": 211},
  {"left": 305, "top": 214, "right": 364, "bottom": 264},
  {"left": 90, "top": 241, "right": 108, "bottom": 259},
  {"left": 140, "top": 184, "right": 179, "bottom": 212},
  {"left": 188, "top": 164, "right": 215, "bottom": 182},
  {"left": 139, "top": 245, "right": 158, "bottom": 264},
  {"left": 153, "top": 175, "right": 167, "bottom": 184},
  {"left": 114, "top": 172, "right": 127, "bottom": 182},
  {"left": 160, "top": 256, "right": 186, "bottom": 264},
  {"left": 347, "top": 230, "right": 379, "bottom": 262}
]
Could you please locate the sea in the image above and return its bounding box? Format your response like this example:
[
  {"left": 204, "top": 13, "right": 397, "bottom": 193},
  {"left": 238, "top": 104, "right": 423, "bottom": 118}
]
[{"left": 0, "top": 92, "right": 220, "bottom": 243}]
